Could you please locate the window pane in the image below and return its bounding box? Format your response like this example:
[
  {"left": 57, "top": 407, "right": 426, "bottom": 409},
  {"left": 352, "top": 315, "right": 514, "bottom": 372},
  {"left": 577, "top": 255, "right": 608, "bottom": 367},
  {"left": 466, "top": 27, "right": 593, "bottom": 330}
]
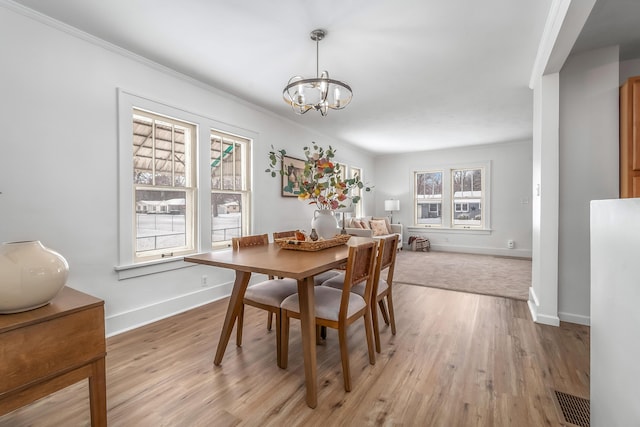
[
  {"left": 211, "top": 192, "right": 242, "bottom": 243},
  {"left": 173, "top": 126, "right": 187, "bottom": 187},
  {"left": 135, "top": 189, "right": 187, "bottom": 253},
  {"left": 211, "top": 137, "right": 223, "bottom": 190},
  {"left": 416, "top": 172, "right": 442, "bottom": 197},
  {"left": 133, "top": 115, "right": 153, "bottom": 185},
  {"left": 417, "top": 202, "right": 442, "bottom": 225},
  {"left": 350, "top": 167, "right": 363, "bottom": 218},
  {"left": 452, "top": 168, "right": 482, "bottom": 226},
  {"left": 221, "top": 140, "right": 235, "bottom": 190},
  {"left": 153, "top": 121, "right": 172, "bottom": 186}
]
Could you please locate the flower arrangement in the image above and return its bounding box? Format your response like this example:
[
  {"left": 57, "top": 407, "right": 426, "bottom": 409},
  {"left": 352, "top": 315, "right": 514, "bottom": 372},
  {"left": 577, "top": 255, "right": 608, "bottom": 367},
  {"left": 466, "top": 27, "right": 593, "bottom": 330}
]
[{"left": 266, "top": 143, "right": 371, "bottom": 210}]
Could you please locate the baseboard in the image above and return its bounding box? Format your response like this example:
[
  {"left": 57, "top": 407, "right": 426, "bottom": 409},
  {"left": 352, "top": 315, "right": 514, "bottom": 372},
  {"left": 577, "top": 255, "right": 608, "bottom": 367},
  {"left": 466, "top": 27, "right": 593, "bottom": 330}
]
[
  {"left": 534, "top": 312, "right": 560, "bottom": 326},
  {"left": 429, "top": 243, "right": 532, "bottom": 258},
  {"left": 558, "top": 311, "right": 590, "bottom": 326},
  {"left": 105, "top": 281, "right": 234, "bottom": 337},
  {"left": 528, "top": 286, "right": 560, "bottom": 326}
]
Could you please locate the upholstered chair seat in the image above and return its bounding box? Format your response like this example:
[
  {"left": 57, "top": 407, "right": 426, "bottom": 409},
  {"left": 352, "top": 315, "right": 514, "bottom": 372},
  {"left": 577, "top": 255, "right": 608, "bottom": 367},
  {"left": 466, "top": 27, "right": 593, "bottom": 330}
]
[{"left": 281, "top": 286, "right": 367, "bottom": 321}]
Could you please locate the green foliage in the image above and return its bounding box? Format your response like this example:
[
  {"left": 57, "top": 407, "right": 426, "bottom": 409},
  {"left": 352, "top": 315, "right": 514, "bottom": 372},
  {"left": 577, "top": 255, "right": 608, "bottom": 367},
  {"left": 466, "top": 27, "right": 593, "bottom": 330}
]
[{"left": 266, "top": 143, "right": 373, "bottom": 210}]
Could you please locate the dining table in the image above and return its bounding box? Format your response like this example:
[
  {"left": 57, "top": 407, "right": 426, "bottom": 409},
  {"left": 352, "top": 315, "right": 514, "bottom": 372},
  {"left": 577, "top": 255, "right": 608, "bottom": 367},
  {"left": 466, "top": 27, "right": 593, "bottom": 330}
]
[{"left": 184, "top": 236, "right": 370, "bottom": 408}]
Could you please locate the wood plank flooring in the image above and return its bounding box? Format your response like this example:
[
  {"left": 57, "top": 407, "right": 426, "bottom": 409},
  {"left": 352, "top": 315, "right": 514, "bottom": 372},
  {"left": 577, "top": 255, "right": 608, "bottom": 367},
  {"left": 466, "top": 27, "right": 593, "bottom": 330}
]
[{"left": 0, "top": 284, "right": 589, "bottom": 426}]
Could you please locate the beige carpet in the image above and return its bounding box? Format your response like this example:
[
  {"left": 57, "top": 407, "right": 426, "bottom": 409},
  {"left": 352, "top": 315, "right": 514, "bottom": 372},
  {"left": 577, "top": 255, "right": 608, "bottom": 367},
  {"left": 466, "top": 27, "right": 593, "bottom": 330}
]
[{"left": 393, "top": 250, "right": 531, "bottom": 300}]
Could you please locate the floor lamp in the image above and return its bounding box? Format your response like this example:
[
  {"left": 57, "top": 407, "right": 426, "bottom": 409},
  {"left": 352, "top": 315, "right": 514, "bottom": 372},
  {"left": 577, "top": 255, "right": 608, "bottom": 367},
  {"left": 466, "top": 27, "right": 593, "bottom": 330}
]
[
  {"left": 384, "top": 199, "right": 400, "bottom": 224},
  {"left": 337, "top": 205, "right": 354, "bottom": 234}
]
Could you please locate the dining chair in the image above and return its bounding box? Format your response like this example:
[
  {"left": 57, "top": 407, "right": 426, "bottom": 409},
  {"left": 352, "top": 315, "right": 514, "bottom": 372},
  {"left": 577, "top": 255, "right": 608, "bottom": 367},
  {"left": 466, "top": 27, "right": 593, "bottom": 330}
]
[
  {"left": 321, "top": 234, "right": 399, "bottom": 353},
  {"left": 267, "top": 231, "right": 341, "bottom": 332},
  {"left": 280, "top": 240, "right": 378, "bottom": 392},
  {"left": 233, "top": 234, "right": 299, "bottom": 366}
]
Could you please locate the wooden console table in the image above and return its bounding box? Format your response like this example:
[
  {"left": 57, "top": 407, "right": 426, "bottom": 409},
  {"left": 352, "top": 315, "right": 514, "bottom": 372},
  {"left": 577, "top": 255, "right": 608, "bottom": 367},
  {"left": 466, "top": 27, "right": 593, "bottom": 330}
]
[{"left": 0, "top": 287, "right": 107, "bottom": 426}]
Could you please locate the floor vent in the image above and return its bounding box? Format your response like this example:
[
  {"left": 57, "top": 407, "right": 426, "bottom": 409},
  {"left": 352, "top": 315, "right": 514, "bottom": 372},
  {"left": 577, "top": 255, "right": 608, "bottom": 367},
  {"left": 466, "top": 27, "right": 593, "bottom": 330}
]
[{"left": 552, "top": 390, "right": 590, "bottom": 427}]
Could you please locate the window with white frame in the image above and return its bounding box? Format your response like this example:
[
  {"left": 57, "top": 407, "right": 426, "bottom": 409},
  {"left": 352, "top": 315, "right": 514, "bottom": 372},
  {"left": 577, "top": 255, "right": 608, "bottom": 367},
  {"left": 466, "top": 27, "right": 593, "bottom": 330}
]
[
  {"left": 132, "top": 109, "right": 196, "bottom": 261},
  {"left": 349, "top": 166, "right": 364, "bottom": 218},
  {"left": 451, "top": 168, "right": 483, "bottom": 227},
  {"left": 415, "top": 171, "right": 443, "bottom": 226},
  {"left": 117, "top": 90, "right": 254, "bottom": 274},
  {"left": 210, "top": 130, "right": 251, "bottom": 248},
  {"left": 413, "top": 164, "right": 488, "bottom": 229}
]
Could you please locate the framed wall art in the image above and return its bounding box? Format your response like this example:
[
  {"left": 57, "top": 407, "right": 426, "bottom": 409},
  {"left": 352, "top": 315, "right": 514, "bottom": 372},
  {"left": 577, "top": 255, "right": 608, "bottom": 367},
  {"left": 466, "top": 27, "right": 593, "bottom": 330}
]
[{"left": 281, "top": 155, "right": 305, "bottom": 197}]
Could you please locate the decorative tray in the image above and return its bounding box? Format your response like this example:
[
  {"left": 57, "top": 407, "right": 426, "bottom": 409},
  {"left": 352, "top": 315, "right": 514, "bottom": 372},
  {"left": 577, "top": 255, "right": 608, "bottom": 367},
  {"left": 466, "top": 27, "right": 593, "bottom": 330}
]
[{"left": 274, "top": 234, "right": 351, "bottom": 251}]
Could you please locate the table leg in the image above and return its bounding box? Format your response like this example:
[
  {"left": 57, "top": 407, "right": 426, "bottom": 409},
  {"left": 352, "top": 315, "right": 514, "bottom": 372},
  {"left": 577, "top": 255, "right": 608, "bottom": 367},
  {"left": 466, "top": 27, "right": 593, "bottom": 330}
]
[
  {"left": 214, "top": 270, "right": 251, "bottom": 366},
  {"left": 297, "top": 277, "right": 317, "bottom": 408}
]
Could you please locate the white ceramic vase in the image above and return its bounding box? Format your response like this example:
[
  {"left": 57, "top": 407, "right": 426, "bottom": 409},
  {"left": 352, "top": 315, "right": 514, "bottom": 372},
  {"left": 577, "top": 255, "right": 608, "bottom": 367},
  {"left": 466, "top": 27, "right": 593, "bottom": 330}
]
[
  {"left": 311, "top": 210, "right": 339, "bottom": 239},
  {"left": 0, "top": 240, "right": 69, "bottom": 314}
]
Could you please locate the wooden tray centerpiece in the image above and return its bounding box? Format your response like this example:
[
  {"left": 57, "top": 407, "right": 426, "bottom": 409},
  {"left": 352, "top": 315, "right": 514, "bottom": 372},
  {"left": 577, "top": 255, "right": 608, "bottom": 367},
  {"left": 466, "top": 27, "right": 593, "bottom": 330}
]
[{"left": 274, "top": 234, "right": 351, "bottom": 251}]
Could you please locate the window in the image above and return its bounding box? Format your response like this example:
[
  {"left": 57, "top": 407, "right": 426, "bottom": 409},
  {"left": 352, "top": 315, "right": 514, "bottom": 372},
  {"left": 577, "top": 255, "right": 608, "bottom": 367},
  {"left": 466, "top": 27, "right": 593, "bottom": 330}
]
[
  {"left": 132, "top": 109, "right": 196, "bottom": 261},
  {"left": 349, "top": 166, "right": 364, "bottom": 218},
  {"left": 413, "top": 164, "right": 489, "bottom": 229},
  {"left": 210, "top": 130, "right": 251, "bottom": 248},
  {"left": 451, "top": 168, "right": 483, "bottom": 227},
  {"left": 117, "top": 89, "right": 254, "bottom": 275},
  {"left": 415, "top": 171, "right": 443, "bottom": 226}
]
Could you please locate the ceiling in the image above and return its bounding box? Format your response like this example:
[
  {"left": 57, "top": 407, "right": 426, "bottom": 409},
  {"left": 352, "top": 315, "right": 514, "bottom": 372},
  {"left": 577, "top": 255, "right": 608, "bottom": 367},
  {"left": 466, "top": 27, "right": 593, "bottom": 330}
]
[
  {"left": 571, "top": 0, "right": 640, "bottom": 61},
  {"left": 9, "top": 0, "right": 640, "bottom": 154}
]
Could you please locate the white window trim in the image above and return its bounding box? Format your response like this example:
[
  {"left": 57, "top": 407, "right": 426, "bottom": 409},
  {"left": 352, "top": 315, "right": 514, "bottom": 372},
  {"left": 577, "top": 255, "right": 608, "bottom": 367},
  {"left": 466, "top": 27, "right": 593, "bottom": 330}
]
[
  {"left": 413, "top": 161, "right": 491, "bottom": 231},
  {"left": 116, "top": 89, "right": 256, "bottom": 279}
]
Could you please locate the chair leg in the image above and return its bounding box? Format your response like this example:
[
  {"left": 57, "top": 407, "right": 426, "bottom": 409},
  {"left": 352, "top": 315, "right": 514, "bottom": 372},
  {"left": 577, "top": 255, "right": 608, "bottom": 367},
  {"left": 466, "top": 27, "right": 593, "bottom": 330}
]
[
  {"left": 267, "top": 312, "right": 273, "bottom": 331},
  {"left": 338, "top": 326, "right": 351, "bottom": 392},
  {"left": 236, "top": 304, "right": 244, "bottom": 347},
  {"left": 320, "top": 325, "right": 327, "bottom": 340},
  {"left": 275, "top": 310, "right": 282, "bottom": 366},
  {"left": 316, "top": 325, "right": 323, "bottom": 345},
  {"left": 279, "top": 310, "right": 289, "bottom": 369},
  {"left": 378, "top": 299, "right": 390, "bottom": 326},
  {"left": 371, "top": 299, "right": 382, "bottom": 353},
  {"left": 387, "top": 293, "right": 397, "bottom": 335},
  {"left": 363, "top": 312, "right": 376, "bottom": 365}
]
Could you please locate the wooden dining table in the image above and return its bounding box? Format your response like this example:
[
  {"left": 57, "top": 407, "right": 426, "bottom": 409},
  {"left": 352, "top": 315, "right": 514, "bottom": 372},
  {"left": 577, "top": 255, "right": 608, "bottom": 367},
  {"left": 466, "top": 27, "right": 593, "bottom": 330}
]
[{"left": 184, "top": 236, "right": 369, "bottom": 408}]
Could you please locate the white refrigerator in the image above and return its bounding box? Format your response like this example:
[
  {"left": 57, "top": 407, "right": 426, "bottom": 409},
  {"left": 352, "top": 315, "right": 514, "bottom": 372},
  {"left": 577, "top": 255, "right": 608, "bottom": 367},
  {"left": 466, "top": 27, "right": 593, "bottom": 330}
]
[{"left": 590, "top": 198, "right": 640, "bottom": 426}]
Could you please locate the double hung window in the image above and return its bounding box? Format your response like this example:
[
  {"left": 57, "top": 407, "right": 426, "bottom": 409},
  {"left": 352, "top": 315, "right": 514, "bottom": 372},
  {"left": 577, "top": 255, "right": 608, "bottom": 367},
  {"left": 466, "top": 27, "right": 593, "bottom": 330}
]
[
  {"left": 210, "top": 130, "right": 250, "bottom": 248},
  {"left": 413, "top": 164, "right": 488, "bottom": 229},
  {"left": 118, "top": 90, "right": 253, "bottom": 273},
  {"left": 415, "top": 171, "right": 443, "bottom": 226},
  {"left": 132, "top": 109, "right": 196, "bottom": 260},
  {"left": 451, "top": 168, "right": 482, "bottom": 227},
  {"left": 349, "top": 166, "right": 364, "bottom": 218}
]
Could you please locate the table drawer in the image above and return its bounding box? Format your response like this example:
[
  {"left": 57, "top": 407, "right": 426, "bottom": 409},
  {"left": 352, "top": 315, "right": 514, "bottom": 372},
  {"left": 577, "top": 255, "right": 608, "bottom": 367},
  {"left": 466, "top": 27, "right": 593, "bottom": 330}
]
[{"left": 0, "top": 305, "right": 105, "bottom": 394}]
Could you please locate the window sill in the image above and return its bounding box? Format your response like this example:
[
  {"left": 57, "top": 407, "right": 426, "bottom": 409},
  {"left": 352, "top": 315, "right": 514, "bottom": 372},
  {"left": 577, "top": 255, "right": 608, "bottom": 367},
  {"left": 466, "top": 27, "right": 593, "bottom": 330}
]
[
  {"left": 114, "top": 256, "right": 194, "bottom": 280},
  {"left": 407, "top": 226, "right": 492, "bottom": 235}
]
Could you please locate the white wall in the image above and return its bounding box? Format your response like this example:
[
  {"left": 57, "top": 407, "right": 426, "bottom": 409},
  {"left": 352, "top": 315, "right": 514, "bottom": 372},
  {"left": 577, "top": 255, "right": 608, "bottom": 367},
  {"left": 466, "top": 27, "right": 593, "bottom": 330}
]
[
  {"left": 0, "top": 4, "right": 375, "bottom": 335},
  {"left": 374, "top": 140, "right": 532, "bottom": 257},
  {"left": 590, "top": 198, "right": 640, "bottom": 426},
  {"left": 557, "top": 45, "right": 620, "bottom": 325},
  {"left": 530, "top": 72, "right": 560, "bottom": 326},
  {"left": 619, "top": 57, "right": 640, "bottom": 84}
]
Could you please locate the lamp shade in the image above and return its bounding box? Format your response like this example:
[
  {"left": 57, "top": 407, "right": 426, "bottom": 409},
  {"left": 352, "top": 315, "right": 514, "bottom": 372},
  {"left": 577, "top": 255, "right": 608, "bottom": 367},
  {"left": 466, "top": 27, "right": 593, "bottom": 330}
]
[{"left": 384, "top": 199, "right": 400, "bottom": 211}]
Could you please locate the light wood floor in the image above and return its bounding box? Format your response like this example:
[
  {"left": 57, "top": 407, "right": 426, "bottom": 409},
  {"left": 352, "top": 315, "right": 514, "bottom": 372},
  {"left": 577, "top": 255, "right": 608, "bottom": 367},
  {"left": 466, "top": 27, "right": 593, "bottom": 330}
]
[{"left": 0, "top": 284, "right": 589, "bottom": 426}]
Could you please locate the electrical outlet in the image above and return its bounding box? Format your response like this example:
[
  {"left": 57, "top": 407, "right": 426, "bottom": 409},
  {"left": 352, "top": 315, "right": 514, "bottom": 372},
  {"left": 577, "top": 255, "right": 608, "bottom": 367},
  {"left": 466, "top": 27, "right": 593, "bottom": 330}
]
[
  {"left": 201, "top": 275, "right": 208, "bottom": 286},
  {"left": 507, "top": 240, "right": 515, "bottom": 249}
]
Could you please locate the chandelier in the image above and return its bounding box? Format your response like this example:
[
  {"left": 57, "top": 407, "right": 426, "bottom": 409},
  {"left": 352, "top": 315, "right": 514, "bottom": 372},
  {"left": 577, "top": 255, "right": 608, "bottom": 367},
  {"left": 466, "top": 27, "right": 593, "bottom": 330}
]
[{"left": 283, "top": 29, "right": 353, "bottom": 116}]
